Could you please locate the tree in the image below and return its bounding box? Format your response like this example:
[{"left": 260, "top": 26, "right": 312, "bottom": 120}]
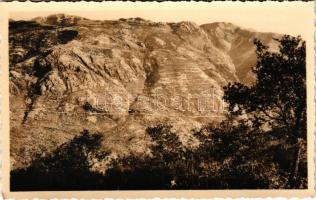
[
  {"left": 11, "top": 130, "right": 110, "bottom": 190},
  {"left": 223, "top": 35, "right": 306, "bottom": 188},
  {"left": 106, "top": 124, "right": 198, "bottom": 189}
]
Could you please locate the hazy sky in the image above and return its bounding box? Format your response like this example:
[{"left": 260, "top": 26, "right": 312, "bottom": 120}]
[{"left": 9, "top": 2, "right": 313, "bottom": 39}]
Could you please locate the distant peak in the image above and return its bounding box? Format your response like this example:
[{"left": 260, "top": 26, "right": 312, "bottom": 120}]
[
  {"left": 201, "top": 22, "right": 239, "bottom": 30},
  {"left": 200, "top": 22, "right": 258, "bottom": 34}
]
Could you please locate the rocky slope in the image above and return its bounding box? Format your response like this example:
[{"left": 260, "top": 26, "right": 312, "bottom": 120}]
[{"left": 9, "top": 14, "right": 279, "bottom": 169}]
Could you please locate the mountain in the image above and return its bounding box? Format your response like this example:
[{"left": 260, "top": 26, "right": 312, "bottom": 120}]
[{"left": 9, "top": 14, "right": 280, "bottom": 169}]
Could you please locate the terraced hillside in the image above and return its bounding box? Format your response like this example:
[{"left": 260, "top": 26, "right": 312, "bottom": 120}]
[{"left": 9, "top": 14, "right": 279, "bottom": 169}]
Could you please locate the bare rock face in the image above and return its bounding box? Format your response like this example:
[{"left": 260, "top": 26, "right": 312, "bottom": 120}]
[
  {"left": 201, "top": 22, "right": 280, "bottom": 84},
  {"left": 9, "top": 15, "right": 279, "bottom": 169},
  {"left": 33, "top": 14, "right": 87, "bottom": 26}
]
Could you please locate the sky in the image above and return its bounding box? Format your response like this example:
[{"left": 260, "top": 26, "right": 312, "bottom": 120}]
[{"left": 9, "top": 2, "right": 314, "bottom": 40}]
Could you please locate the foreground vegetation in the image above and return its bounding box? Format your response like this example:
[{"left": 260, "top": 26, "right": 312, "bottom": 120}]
[{"left": 11, "top": 35, "right": 307, "bottom": 190}]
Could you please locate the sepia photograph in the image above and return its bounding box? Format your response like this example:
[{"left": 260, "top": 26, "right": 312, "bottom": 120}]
[{"left": 0, "top": 1, "right": 314, "bottom": 198}]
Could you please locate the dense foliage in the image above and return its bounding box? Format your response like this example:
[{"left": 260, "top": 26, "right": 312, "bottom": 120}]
[{"left": 223, "top": 35, "right": 307, "bottom": 188}]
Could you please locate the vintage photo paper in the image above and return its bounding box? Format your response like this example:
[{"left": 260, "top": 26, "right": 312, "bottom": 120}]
[{"left": 0, "top": 1, "right": 315, "bottom": 198}]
